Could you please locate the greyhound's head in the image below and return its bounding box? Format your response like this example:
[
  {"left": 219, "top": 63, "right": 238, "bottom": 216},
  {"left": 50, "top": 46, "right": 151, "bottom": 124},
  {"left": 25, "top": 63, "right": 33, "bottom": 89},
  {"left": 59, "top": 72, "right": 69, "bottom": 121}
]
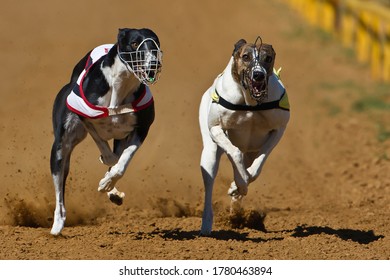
[
  {"left": 117, "top": 28, "right": 162, "bottom": 85},
  {"left": 231, "top": 37, "right": 275, "bottom": 103}
]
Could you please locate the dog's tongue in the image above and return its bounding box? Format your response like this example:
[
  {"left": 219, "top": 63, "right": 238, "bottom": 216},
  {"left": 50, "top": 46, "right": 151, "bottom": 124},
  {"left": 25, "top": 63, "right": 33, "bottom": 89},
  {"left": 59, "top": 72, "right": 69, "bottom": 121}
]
[
  {"left": 250, "top": 81, "right": 268, "bottom": 101},
  {"left": 253, "top": 81, "right": 266, "bottom": 93}
]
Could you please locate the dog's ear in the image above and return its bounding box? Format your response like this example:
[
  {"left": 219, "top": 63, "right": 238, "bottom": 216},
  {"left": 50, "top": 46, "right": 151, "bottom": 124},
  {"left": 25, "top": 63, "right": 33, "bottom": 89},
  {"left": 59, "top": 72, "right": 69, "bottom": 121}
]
[
  {"left": 117, "top": 28, "right": 127, "bottom": 49},
  {"left": 232, "top": 39, "right": 247, "bottom": 56},
  {"left": 260, "top": 44, "right": 276, "bottom": 76},
  {"left": 118, "top": 28, "right": 138, "bottom": 51},
  {"left": 118, "top": 28, "right": 127, "bottom": 40}
]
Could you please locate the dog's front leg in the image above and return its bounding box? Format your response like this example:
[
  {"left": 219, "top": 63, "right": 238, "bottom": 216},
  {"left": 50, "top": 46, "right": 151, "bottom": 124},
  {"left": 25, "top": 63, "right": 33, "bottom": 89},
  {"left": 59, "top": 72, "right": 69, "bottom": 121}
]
[
  {"left": 50, "top": 115, "right": 87, "bottom": 235},
  {"left": 228, "top": 128, "right": 286, "bottom": 199},
  {"left": 209, "top": 125, "right": 250, "bottom": 194},
  {"left": 98, "top": 134, "right": 141, "bottom": 192},
  {"left": 247, "top": 128, "right": 286, "bottom": 182},
  {"left": 227, "top": 128, "right": 286, "bottom": 214}
]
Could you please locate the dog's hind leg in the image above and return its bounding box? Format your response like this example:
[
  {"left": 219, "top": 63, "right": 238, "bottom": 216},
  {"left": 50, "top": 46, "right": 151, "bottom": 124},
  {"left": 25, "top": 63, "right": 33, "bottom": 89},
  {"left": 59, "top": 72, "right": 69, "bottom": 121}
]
[
  {"left": 199, "top": 99, "right": 224, "bottom": 235},
  {"left": 199, "top": 94, "right": 224, "bottom": 235},
  {"left": 50, "top": 144, "right": 69, "bottom": 236},
  {"left": 50, "top": 113, "right": 87, "bottom": 235},
  {"left": 200, "top": 142, "right": 223, "bottom": 235}
]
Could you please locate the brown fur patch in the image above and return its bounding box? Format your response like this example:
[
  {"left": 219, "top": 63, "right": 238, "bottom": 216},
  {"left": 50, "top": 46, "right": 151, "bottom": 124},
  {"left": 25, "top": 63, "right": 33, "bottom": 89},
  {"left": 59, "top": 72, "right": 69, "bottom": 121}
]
[
  {"left": 231, "top": 43, "right": 257, "bottom": 84},
  {"left": 259, "top": 44, "right": 276, "bottom": 76},
  {"left": 231, "top": 40, "right": 276, "bottom": 84}
]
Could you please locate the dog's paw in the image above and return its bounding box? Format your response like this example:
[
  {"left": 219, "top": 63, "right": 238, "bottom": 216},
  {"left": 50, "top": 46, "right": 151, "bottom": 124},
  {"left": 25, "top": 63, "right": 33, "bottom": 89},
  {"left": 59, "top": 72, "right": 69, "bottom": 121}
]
[
  {"left": 50, "top": 217, "right": 65, "bottom": 236},
  {"left": 98, "top": 173, "right": 115, "bottom": 192},
  {"left": 228, "top": 182, "right": 237, "bottom": 196},
  {"left": 200, "top": 223, "right": 213, "bottom": 236},
  {"left": 107, "top": 187, "right": 125, "bottom": 206},
  {"left": 228, "top": 182, "right": 248, "bottom": 197},
  {"left": 199, "top": 230, "right": 212, "bottom": 237}
]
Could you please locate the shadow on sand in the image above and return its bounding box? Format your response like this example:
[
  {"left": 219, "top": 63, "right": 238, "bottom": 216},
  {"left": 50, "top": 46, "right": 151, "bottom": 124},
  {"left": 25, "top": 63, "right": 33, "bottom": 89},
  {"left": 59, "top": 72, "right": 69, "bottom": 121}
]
[
  {"left": 145, "top": 224, "right": 383, "bottom": 245},
  {"left": 291, "top": 225, "right": 384, "bottom": 245}
]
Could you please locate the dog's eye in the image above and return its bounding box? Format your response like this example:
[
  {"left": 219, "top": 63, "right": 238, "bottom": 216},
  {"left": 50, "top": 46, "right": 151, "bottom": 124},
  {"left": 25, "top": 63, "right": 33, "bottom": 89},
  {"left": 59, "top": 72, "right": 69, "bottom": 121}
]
[
  {"left": 264, "top": 55, "right": 273, "bottom": 63},
  {"left": 242, "top": 54, "right": 250, "bottom": 61},
  {"left": 131, "top": 42, "right": 139, "bottom": 49}
]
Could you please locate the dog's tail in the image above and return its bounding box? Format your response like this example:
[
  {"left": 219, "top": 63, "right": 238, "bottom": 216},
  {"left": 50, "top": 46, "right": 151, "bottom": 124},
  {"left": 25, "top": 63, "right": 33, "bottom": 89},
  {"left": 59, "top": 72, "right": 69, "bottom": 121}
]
[{"left": 69, "top": 51, "right": 92, "bottom": 84}]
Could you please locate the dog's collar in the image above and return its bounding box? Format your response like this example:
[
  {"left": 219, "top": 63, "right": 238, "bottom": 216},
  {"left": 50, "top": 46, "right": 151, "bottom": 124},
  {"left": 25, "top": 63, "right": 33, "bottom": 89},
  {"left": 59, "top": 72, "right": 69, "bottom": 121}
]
[{"left": 211, "top": 88, "right": 289, "bottom": 111}]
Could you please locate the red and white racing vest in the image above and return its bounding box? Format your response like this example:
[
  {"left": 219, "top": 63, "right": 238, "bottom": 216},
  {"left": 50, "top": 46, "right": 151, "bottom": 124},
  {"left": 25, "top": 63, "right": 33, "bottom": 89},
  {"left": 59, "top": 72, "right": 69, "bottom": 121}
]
[{"left": 66, "top": 44, "right": 153, "bottom": 118}]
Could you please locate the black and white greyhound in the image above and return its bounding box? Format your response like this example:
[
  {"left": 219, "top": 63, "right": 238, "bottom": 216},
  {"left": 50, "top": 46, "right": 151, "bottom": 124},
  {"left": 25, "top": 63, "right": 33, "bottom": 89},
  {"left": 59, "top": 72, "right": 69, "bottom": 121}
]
[{"left": 50, "top": 28, "right": 162, "bottom": 235}]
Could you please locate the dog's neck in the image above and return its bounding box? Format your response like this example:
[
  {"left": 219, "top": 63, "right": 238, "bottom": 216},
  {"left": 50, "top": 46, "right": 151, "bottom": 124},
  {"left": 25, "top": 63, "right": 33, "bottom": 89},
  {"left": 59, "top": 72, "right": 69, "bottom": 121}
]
[{"left": 101, "top": 46, "right": 142, "bottom": 108}]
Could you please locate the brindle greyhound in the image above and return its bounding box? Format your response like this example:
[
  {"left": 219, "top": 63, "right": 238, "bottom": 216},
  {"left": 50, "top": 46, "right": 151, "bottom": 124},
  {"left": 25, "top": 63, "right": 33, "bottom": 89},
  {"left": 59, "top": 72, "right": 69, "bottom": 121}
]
[{"left": 199, "top": 37, "right": 290, "bottom": 235}]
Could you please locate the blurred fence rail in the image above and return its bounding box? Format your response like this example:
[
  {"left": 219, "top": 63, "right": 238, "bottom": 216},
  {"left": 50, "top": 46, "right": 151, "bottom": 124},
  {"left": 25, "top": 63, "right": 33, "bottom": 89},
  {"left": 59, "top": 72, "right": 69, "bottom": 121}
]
[{"left": 284, "top": 0, "right": 390, "bottom": 82}]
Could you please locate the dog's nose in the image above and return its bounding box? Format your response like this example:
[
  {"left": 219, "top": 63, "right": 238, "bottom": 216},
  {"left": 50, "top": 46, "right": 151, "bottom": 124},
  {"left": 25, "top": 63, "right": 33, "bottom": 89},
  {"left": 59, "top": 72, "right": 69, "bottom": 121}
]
[{"left": 253, "top": 71, "right": 265, "bottom": 81}]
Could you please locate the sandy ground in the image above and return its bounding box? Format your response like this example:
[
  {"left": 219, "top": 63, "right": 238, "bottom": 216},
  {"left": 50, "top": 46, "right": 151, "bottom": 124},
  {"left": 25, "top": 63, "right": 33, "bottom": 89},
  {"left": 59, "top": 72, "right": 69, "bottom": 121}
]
[{"left": 0, "top": 0, "right": 389, "bottom": 260}]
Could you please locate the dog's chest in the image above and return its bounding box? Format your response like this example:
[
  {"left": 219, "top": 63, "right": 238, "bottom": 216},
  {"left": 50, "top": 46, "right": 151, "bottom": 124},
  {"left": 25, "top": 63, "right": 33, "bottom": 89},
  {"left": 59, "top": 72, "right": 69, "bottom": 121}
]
[
  {"left": 221, "top": 110, "right": 288, "bottom": 151},
  {"left": 87, "top": 114, "right": 137, "bottom": 141}
]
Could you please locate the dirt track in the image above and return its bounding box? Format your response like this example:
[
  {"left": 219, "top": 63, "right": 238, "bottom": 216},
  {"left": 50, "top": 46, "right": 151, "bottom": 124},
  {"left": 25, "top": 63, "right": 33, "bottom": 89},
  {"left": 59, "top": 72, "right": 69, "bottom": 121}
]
[{"left": 0, "top": 0, "right": 389, "bottom": 260}]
